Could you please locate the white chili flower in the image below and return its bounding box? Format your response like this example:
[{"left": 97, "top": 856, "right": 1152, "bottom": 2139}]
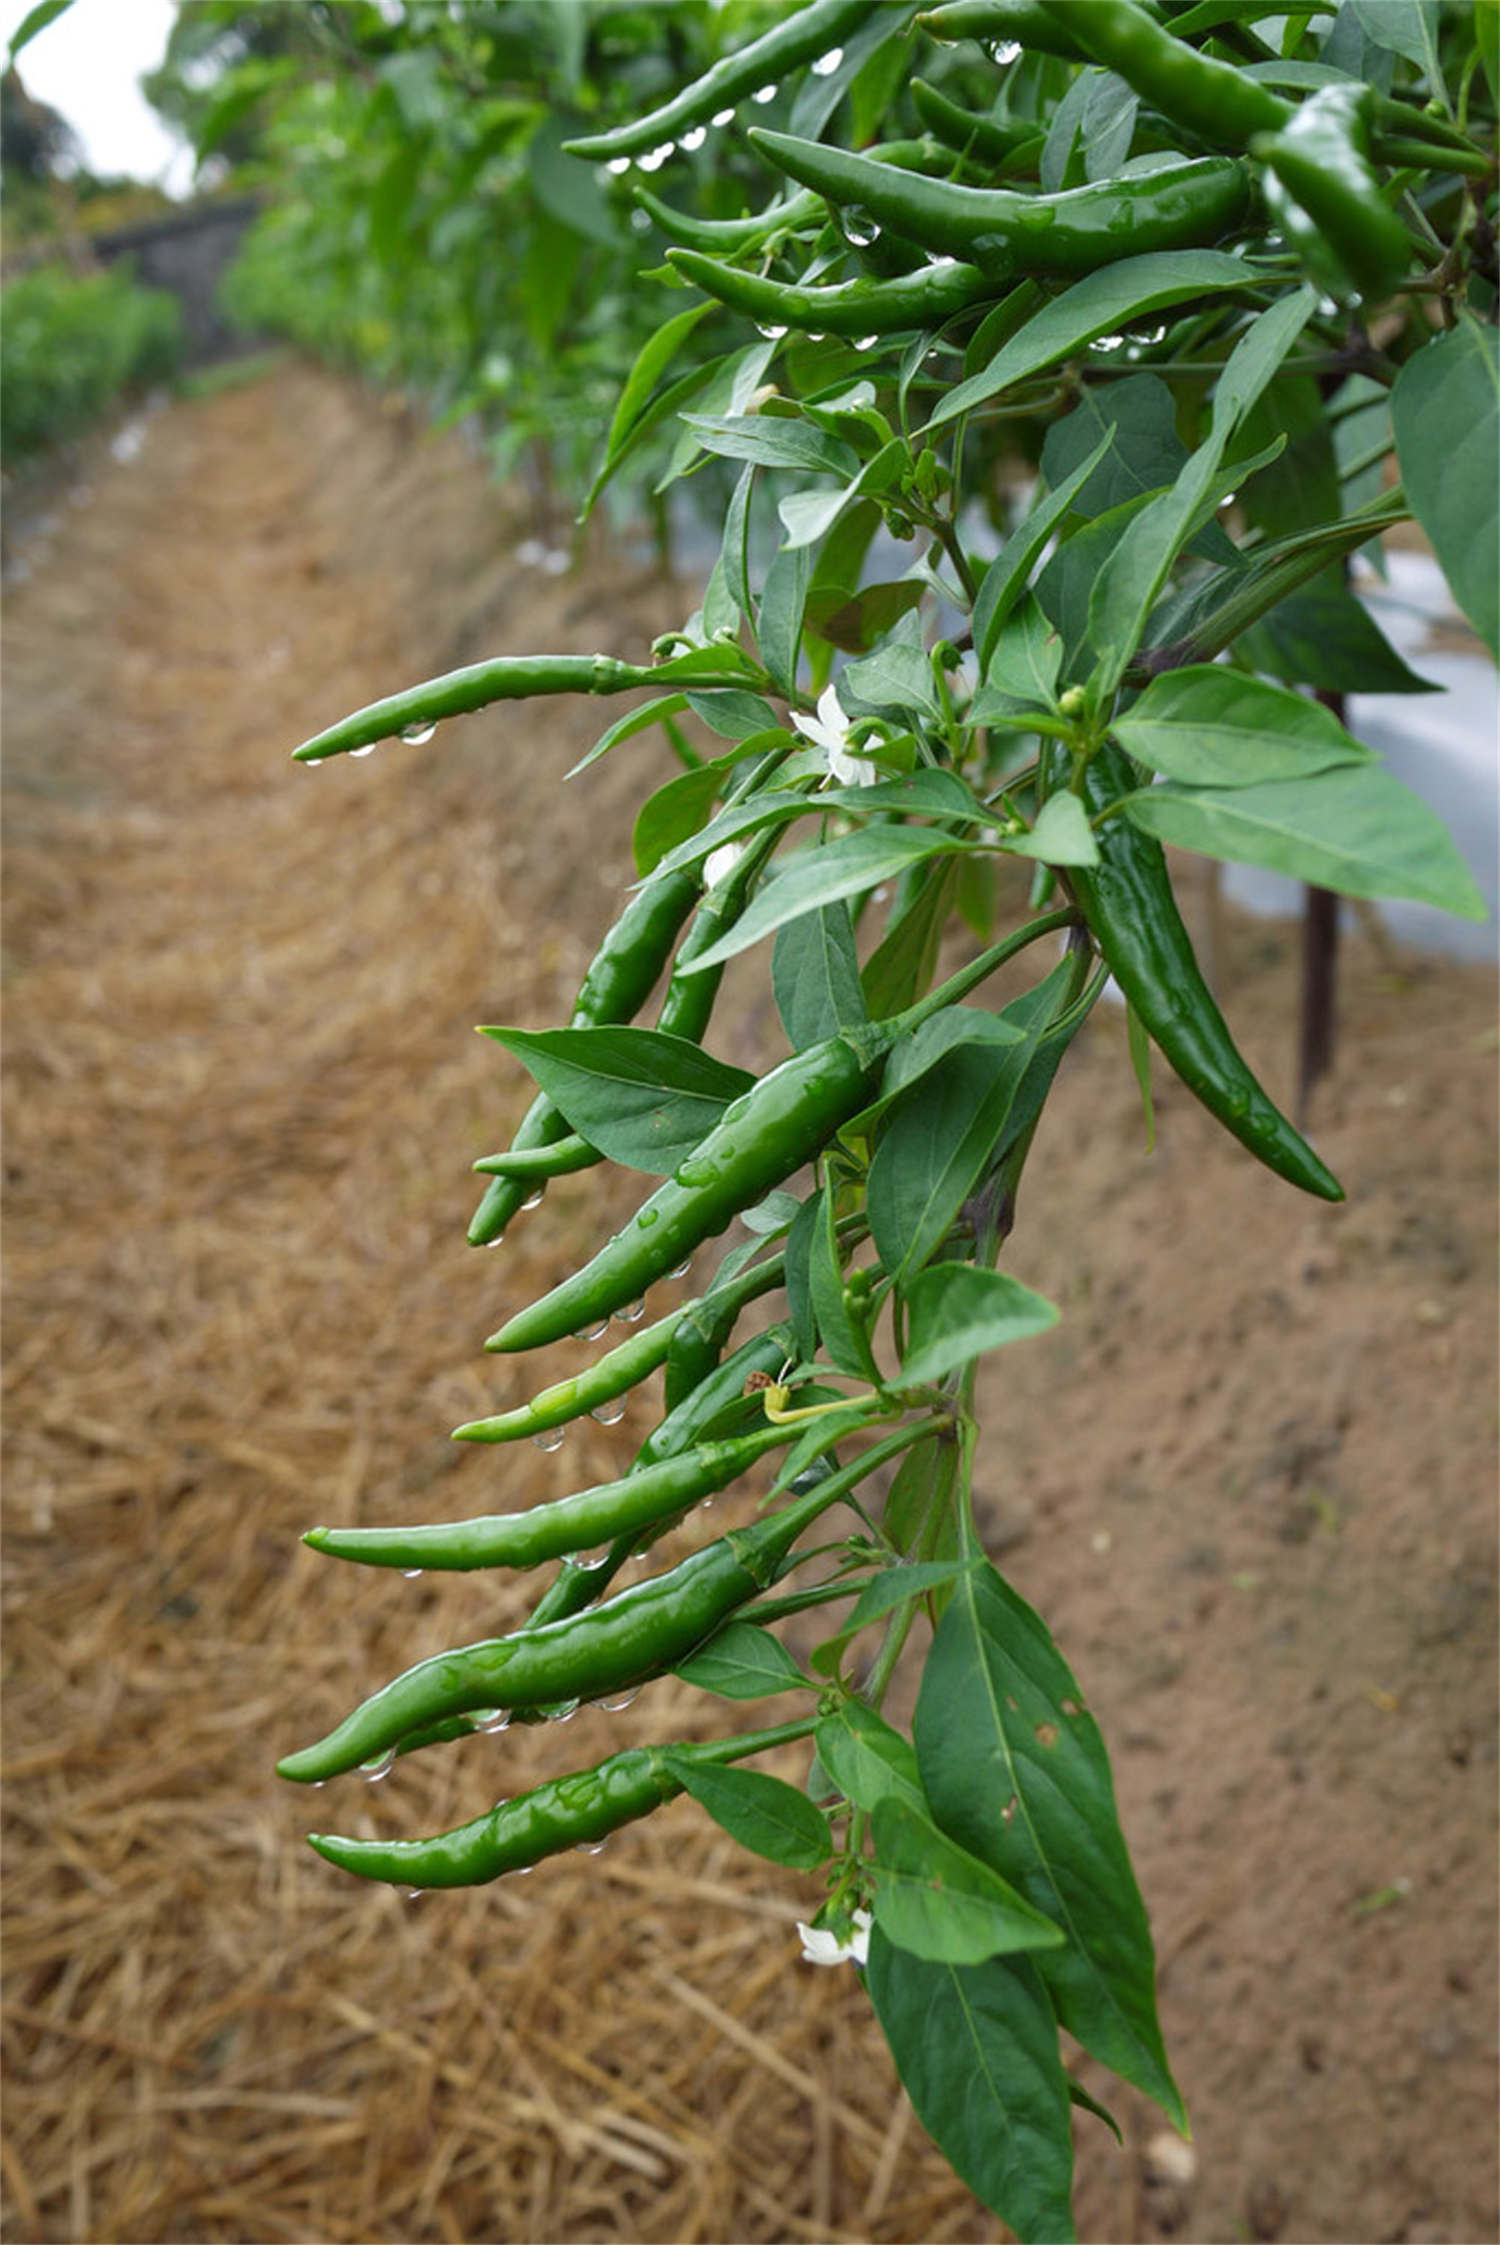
[
  {"left": 703, "top": 838, "right": 749, "bottom": 890},
  {"left": 792, "top": 684, "right": 878, "bottom": 789},
  {"left": 797, "top": 1907, "right": 872, "bottom": 1967}
]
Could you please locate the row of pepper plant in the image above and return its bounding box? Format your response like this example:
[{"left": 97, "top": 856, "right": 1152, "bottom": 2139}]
[{"left": 273, "top": 3, "right": 1494, "bottom": 2236}]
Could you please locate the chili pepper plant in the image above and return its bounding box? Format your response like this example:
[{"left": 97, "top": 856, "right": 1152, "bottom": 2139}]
[{"left": 280, "top": 4, "right": 1495, "bottom": 2234}]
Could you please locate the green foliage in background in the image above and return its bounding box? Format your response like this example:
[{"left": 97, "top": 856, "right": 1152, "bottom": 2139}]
[{"left": 0, "top": 261, "right": 182, "bottom": 464}]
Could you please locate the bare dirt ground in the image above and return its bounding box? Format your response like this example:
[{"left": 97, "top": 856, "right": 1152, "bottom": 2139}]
[{"left": 3, "top": 362, "right": 1496, "bottom": 2245}]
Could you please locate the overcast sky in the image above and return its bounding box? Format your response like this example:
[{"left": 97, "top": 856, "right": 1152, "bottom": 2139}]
[{"left": 3, "top": 0, "right": 191, "bottom": 193}]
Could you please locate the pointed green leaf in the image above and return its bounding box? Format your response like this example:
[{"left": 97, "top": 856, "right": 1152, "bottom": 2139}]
[
  {"left": 866, "top": 1932, "right": 1077, "bottom": 2242},
  {"left": 816, "top": 1700, "right": 926, "bottom": 1815},
  {"left": 477, "top": 1026, "right": 754, "bottom": 1172},
  {"left": 1391, "top": 319, "right": 1499, "bottom": 659},
  {"left": 899, "top": 1266, "right": 1059, "bottom": 1388},
  {"left": 675, "top": 1621, "right": 808, "bottom": 1700},
  {"left": 662, "top": 1754, "right": 832, "bottom": 1869},
  {"left": 929, "top": 251, "right": 1254, "bottom": 432},
  {"left": 871, "top": 1798, "right": 1066, "bottom": 1964},
  {"left": 1122, "top": 765, "right": 1487, "bottom": 918},
  {"left": 915, "top": 1560, "right": 1186, "bottom": 2128},
  {"left": 1007, "top": 791, "right": 1100, "bottom": 868},
  {"left": 687, "top": 828, "right": 967, "bottom": 973},
  {"left": 1112, "top": 665, "right": 1375, "bottom": 785}
]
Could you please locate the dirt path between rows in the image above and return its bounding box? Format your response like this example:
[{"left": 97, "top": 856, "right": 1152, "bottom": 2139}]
[{"left": 3, "top": 362, "right": 1496, "bottom": 2245}]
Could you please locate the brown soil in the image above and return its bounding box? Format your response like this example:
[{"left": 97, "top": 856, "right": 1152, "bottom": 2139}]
[{"left": 3, "top": 363, "right": 1496, "bottom": 2245}]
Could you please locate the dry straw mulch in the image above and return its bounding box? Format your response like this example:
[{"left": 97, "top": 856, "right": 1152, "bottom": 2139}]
[{"left": 2, "top": 366, "right": 996, "bottom": 2244}]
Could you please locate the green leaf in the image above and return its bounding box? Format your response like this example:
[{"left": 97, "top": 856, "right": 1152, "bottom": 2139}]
[
  {"left": 984, "top": 595, "right": 1063, "bottom": 709},
  {"left": 681, "top": 411, "right": 862, "bottom": 479},
  {"left": 839, "top": 622, "right": 942, "bottom": 723},
  {"left": 687, "top": 828, "right": 967, "bottom": 973},
  {"left": 757, "top": 539, "right": 815, "bottom": 698},
  {"left": 675, "top": 1621, "right": 808, "bottom": 1700},
  {"left": 659, "top": 340, "right": 779, "bottom": 491},
  {"left": 928, "top": 251, "right": 1255, "bottom": 432},
  {"left": 915, "top": 1559, "right": 1186, "bottom": 2129},
  {"left": 477, "top": 1026, "right": 754, "bottom": 1173},
  {"left": 805, "top": 579, "right": 925, "bottom": 656},
  {"left": 1234, "top": 569, "right": 1438, "bottom": 694},
  {"left": 684, "top": 690, "right": 781, "bottom": 741},
  {"left": 6, "top": 0, "right": 72, "bottom": 63},
  {"left": 1041, "top": 373, "right": 1230, "bottom": 556},
  {"left": 860, "top": 856, "right": 961, "bottom": 1020},
  {"left": 971, "top": 431, "right": 1115, "bottom": 669},
  {"left": 900, "top": 1266, "right": 1059, "bottom": 1387},
  {"left": 876, "top": 1005, "right": 1024, "bottom": 1114},
  {"left": 867, "top": 1026, "right": 1040, "bottom": 1281},
  {"left": 568, "top": 693, "right": 689, "bottom": 779},
  {"left": 1391, "top": 320, "right": 1499, "bottom": 659},
  {"left": 773, "top": 902, "right": 867, "bottom": 1053},
  {"left": 1350, "top": 0, "right": 1438, "bottom": 65},
  {"left": 1006, "top": 792, "right": 1099, "bottom": 869},
  {"left": 872, "top": 1799, "right": 1066, "bottom": 1965},
  {"left": 722, "top": 465, "right": 754, "bottom": 623},
  {"left": 1126, "top": 1002, "right": 1156, "bottom": 1152},
  {"left": 1112, "top": 665, "right": 1374, "bottom": 785},
  {"left": 816, "top": 1699, "right": 926, "bottom": 1814},
  {"left": 633, "top": 766, "right": 723, "bottom": 876},
  {"left": 865, "top": 1933, "right": 1077, "bottom": 2242},
  {"left": 661, "top": 1754, "right": 832, "bottom": 1869},
  {"left": 528, "top": 112, "right": 620, "bottom": 247},
  {"left": 844, "top": 1562, "right": 969, "bottom": 1634},
  {"left": 1086, "top": 287, "right": 1317, "bottom": 703},
  {"left": 603, "top": 301, "right": 714, "bottom": 471},
  {"left": 1122, "top": 765, "right": 1487, "bottom": 919}
]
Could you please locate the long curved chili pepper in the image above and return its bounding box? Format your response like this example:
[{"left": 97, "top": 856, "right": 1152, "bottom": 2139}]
[
  {"left": 1072, "top": 744, "right": 1343, "bottom": 1202},
  {"left": 562, "top": 0, "right": 878, "bottom": 161},
  {"left": 909, "top": 77, "right": 1045, "bottom": 165},
  {"left": 748, "top": 131, "right": 1250, "bottom": 275},
  {"left": 1037, "top": 0, "right": 1292, "bottom": 151},
  {"left": 294, "top": 652, "right": 761, "bottom": 765},
  {"left": 916, "top": 1, "right": 1094, "bottom": 62},
  {"left": 303, "top": 1423, "right": 793, "bottom": 1574},
  {"left": 1250, "top": 85, "right": 1411, "bottom": 303},
  {"left": 306, "top": 1722, "right": 815, "bottom": 1889},
  {"left": 277, "top": 1432, "right": 923, "bottom": 1784},
  {"left": 668, "top": 247, "right": 998, "bottom": 340}
]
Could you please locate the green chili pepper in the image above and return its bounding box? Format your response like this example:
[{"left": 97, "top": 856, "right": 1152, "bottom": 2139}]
[
  {"left": 473, "top": 1133, "right": 600, "bottom": 1181},
  {"left": 916, "top": 0, "right": 1093, "bottom": 62},
  {"left": 277, "top": 1430, "right": 923, "bottom": 1783},
  {"left": 293, "top": 652, "right": 762, "bottom": 765},
  {"left": 1250, "top": 85, "right": 1411, "bottom": 303},
  {"left": 1072, "top": 744, "right": 1342, "bottom": 1202},
  {"left": 632, "top": 184, "right": 827, "bottom": 251},
  {"left": 303, "top": 1423, "right": 793, "bottom": 1575},
  {"left": 748, "top": 130, "right": 1250, "bottom": 273},
  {"left": 469, "top": 866, "right": 701, "bottom": 1247},
  {"left": 1039, "top": 0, "right": 1291, "bottom": 151},
  {"left": 562, "top": 0, "right": 878, "bottom": 162},
  {"left": 910, "top": 77, "right": 1045, "bottom": 165},
  {"left": 453, "top": 1251, "right": 787, "bottom": 1446},
  {"left": 306, "top": 1722, "right": 815, "bottom": 1889},
  {"left": 486, "top": 910, "right": 1076, "bottom": 1355},
  {"left": 653, "top": 821, "right": 778, "bottom": 1043},
  {"left": 668, "top": 246, "right": 998, "bottom": 339}
]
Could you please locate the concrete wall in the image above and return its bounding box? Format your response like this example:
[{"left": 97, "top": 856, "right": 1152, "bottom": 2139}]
[{"left": 93, "top": 199, "right": 261, "bottom": 365}]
